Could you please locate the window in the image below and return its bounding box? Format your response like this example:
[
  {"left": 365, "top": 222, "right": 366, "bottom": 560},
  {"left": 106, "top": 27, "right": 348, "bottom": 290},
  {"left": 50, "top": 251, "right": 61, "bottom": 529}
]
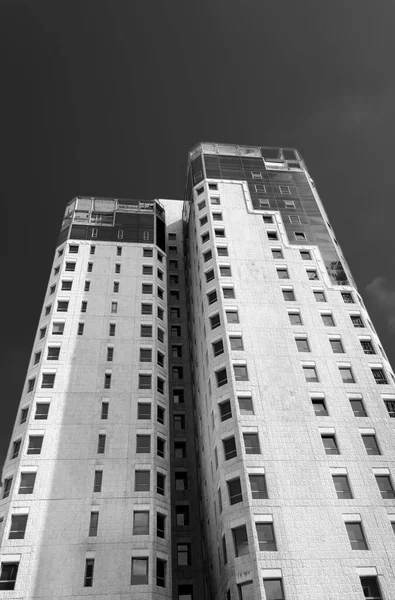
[
  {"left": 157, "top": 472, "right": 165, "bottom": 495},
  {"left": 217, "top": 246, "right": 228, "bottom": 256},
  {"left": 177, "top": 543, "right": 191, "bottom": 566},
  {"left": 139, "top": 349, "right": 152, "bottom": 362},
  {"left": 9, "top": 514, "right": 28, "bottom": 540},
  {"left": 339, "top": 367, "right": 355, "bottom": 383},
  {"left": 138, "top": 403, "right": 151, "bottom": 420},
  {"left": 157, "top": 406, "right": 165, "bottom": 424},
  {"left": 39, "top": 327, "right": 46, "bottom": 339},
  {"left": 213, "top": 339, "right": 224, "bottom": 357},
  {"left": 360, "top": 576, "right": 383, "bottom": 599},
  {"left": 350, "top": 398, "right": 367, "bottom": 417},
  {"left": 328, "top": 338, "right": 344, "bottom": 353},
  {"left": 300, "top": 250, "right": 311, "bottom": 260},
  {"left": 173, "top": 389, "right": 184, "bottom": 404},
  {"left": 156, "top": 558, "right": 166, "bottom": 588},
  {"left": 35, "top": 403, "right": 50, "bottom": 420},
  {"left": 136, "top": 435, "right": 151, "bottom": 454},
  {"left": 238, "top": 395, "right": 254, "bottom": 414},
  {"left": 81, "top": 301, "right": 87, "bottom": 312},
  {"left": 171, "top": 325, "right": 181, "bottom": 338},
  {"left": 142, "top": 265, "right": 153, "bottom": 276},
  {"left": 211, "top": 196, "right": 220, "bottom": 205},
  {"left": 157, "top": 513, "right": 166, "bottom": 538},
  {"left": 157, "top": 376, "right": 165, "bottom": 394},
  {"left": 45, "top": 304, "right": 51, "bottom": 315},
  {"left": 18, "top": 472, "right": 36, "bottom": 494},
  {"left": 87, "top": 262, "right": 93, "bottom": 273},
  {"left": 52, "top": 322, "right": 65, "bottom": 335},
  {"left": 259, "top": 198, "right": 270, "bottom": 207},
  {"left": 143, "top": 247, "right": 152, "bottom": 257},
  {"left": 157, "top": 351, "right": 165, "bottom": 367},
  {"left": 361, "top": 340, "right": 375, "bottom": 354},
  {"left": 110, "top": 301, "right": 118, "bottom": 314},
  {"left": 243, "top": 433, "right": 260, "bottom": 454},
  {"left": 158, "top": 306, "right": 164, "bottom": 320},
  {"left": 267, "top": 231, "right": 278, "bottom": 240},
  {"left": 93, "top": 470, "right": 102, "bottom": 492},
  {"left": 84, "top": 281, "right": 90, "bottom": 292},
  {"left": 141, "top": 325, "right": 152, "bottom": 338},
  {"left": 20, "top": 407, "right": 28, "bottom": 424},
  {"left": 263, "top": 579, "right": 285, "bottom": 600},
  {"left": 303, "top": 366, "right": 319, "bottom": 382},
  {"left": 0, "top": 562, "right": 19, "bottom": 591},
  {"left": 210, "top": 313, "right": 220, "bottom": 330},
  {"left": 49, "top": 284, "right": 56, "bottom": 295},
  {"left": 207, "top": 290, "right": 217, "bottom": 305},
  {"left": 169, "top": 259, "right": 178, "bottom": 269},
  {"left": 27, "top": 435, "right": 44, "bottom": 455},
  {"left": 209, "top": 183, "right": 218, "bottom": 190},
  {"left": 176, "top": 505, "right": 189, "bottom": 526},
  {"left": 142, "top": 283, "right": 153, "bottom": 294},
  {"left": 223, "top": 436, "right": 237, "bottom": 460},
  {"left": 226, "top": 309, "right": 239, "bottom": 323},
  {"left": 312, "top": 398, "right": 328, "bottom": 416},
  {"left": 69, "top": 244, "right": 79, "bottom": 253},
  {"left": 222, "top": 536, "right": 228, "bottom": 565},
  {"left": 213, "top": 212, "right": 223, "bottom": 221},
  {"left": 282, "top": 289, "right": 295, "bottom": 301},
  {"left": 78, "top": 322, "right": 84, "bottom": 336},
  {"left": 307, "top": 269, "right": 318, "bottom": 280},
  {"left": 216, "top": 368, "right": 228, "bottom": 387},
  {"left": 215, "top": 228, "right": 226, "bottom": 238},
  {"left": 232, "top": 525, "right": 249, "bottom": 557},
  {"left": 345, "top": 521, "right": 368, "bottom": 550},
  {"left": 362, "top": 434, "right": 380, "bottom": 455},
  {"left": 97, "top": 434, "right": 106, "bottom": 454},
  {"left": 92, "top": 228, "right": 98, "bottom": 238},
  {"left": 251, "top": 171, "right": 262, "bottom": 179},
  {"left": 322, "top": 313, "right": 335, "bottom": 326},
  {"left": 12, "top": 440, "right": 21, "bottom": 459},
  {"left": 249, "top": 474, "right": 268, "bottom": 499},
  {"left": 220, "top": 265, "right": 231, "bottom": 277},
  {"left": 277, "top": 268, "right": 289, "bottom": 279},
  {"left": 133, "top": 511, "right": 149, "bottom": 535},
  {"left": 174, "top": 442, "right": 187, "bottom": 459},
  {"left": 280, "top": 185, "right": 291, "bottom": 194},
  {"left": 109, "top": 323, "right": 116, "bottom": 336},
  {"left": 234, "top": 364, "right": 248, "bottom": 380},
  {"left": 135, "top": 470, "right": 150, "bottom": 491},
  {"left": 288, "top": 311, "right": 302, "bottom": 325},
  {"left": 131, "top": 558, "right": 148, "bottom": 585},
  {"left": 314, "top": 291, "right": 326, "bottom": 302},
  {"left": 295, "top": 232, "right": 306, "bottom": 241},
  {"left": 256, "top": 522, "right": 277, "bottom": 551},
  {"left": 104, "top": 373, "right": 111, "bottom": 389},
  {"left": 139, "top": 374, "right": 152, "bottom": 389},
  {"left": 113, "top": 281, "right": 119, "bottom": 293},
  {"left": 57, "top": 300, "right": 69, "bottom": 312},
  {"left": 157, "top": 437, "right": 165, "bottom": 458},
  {"left": 219, "top": 400, "right": 232, "bottom": 421},
  {"left": 332, "top": 475, "right": 353, "bottom": 499},
  {"left": 89, "top": 512, "right": 99, "bottom": 536},
  {"left": 203, "top": 249, "right": 212, "bottom": 263},
  {"left": 322, "top": 434, "right": 339, "bottom": 455},
  {"left": 27, "top": 378, "right": 35, "bottom": 392},
  {"left": 351, "top": 315, "right": 364, "bottom": 327},
  {"left": 116, "top": 246, "right": 122, "bottom": 256},
  {"left": 172, "top": 366, "right": 183, "bottom": 380},
  {"left": 174, "top": 414, "right": 185, "bottom": 430},
  {"left": 342, "top": 292, "right": 354, "bottom": 303},
  {"left": 384, "top": 399, "right": 395, "bottom": 418},
  {"left": 227, "top": 477, "right": 242, "bottom": 505},
  {"left": 157, "top": 328, "right": 165, "bottom": 342},
  {"left": 201, "top": 232, "right": 210, "bottom": 244},
  {"left": 3, "top": 477, "right": 12, "bottom": 498},
  {"left": 230, "top": 336, "right": 243, "bottom": 350},
  {"left": 295, "top": 337, "right": 310, "bottom": 352},
  {"left": 205, "top": 269, "right": 215, "bottom": 283},
  {"left": 65, "top": 262, "right": 76, "bottom": 271},
  {"left": 272, "top": 249, "right": 283, "bottom": 259},
  {"left": 263, "top": 215, "right": 273, "bottom": 223},
  {"left": 372, "top": 368, "right": 388, "bottom": 384},
  {"left": 376, "top": 475, "right": 395, "bottom": 498},
  {"left": 107, "top": 347, "right": 114, "bottom": 361}
]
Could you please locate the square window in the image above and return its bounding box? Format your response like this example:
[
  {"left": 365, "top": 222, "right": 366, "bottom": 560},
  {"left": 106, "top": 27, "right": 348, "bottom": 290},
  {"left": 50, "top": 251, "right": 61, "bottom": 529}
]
[
  {"left": 210, "top": 314, "right": 221, "bottom": 329},
  {"left": 234, "top": 365, "right": 248, "bottom": 380},
  {"left": 249, "top": 474, "right": 268, "bottom": 499},
  {"left": 350, "top": 399, "right": 367, "bottom": 417},
  {"left": 360, "top": 576, "right": 383, "bottom": 599},
  {"left": 61, "top": 280, "right": 72, "bottom": 291},
  {"left": 198, "top": 200, "right": 206, "bottom": 211},
  {"left": 312, "top": 398, "right": 328, "bottom": 416},
  {"left": 205, "top": 269, "right": 215, "bottom": 283},
  {"left": 230, "top": 336, "right": 243, "bottom": 350},
  {"left": 201, "top": 232, "right": 210, "bottom": 244},
  {"left": 215, "top": 228, "right": 225, "bottom": 238},
  {"left": 322, "top": 313, "right": 335, "bottom": 326},
  {"left": 173, "top": 389, "right": 184, "bottom": 404},
  {"left": 57, "top": 300, "right": 69, "bottom": 312},
  {"left": 300, "top": 250, "right": 311, "bottom": 260},
  {"left": 200, "top": 216, "right": 208, "bottom": 227},
  {"left": 295, "top": 337, "right": 310, "bottom": 352},
  {"left": 238, "top": 581, "right": 253, "bottom": 600},
  {"left": 238, "top": 396, "right": 254, "bottom": 414},
  {"left": 372, "top": 368, "right": 387, "bottom": 384},
  {"left": 227, "top": 477, "right": 242, "bottom": 505},
  {"left": 35, "top": 403, "right": 50, "bottom": 420},
  {"left": 322, "top": 435, "right": 339, "bottom": 455},
  {"left": 313, "top": 291, "right": 326, "bottom": 302},
  {"left": 219, "top": 400, "right": 232, "bottom": 421},
  {"left": 295, "top": 232, "right": 306, "bottom": 241},
  {"left": 277, "top": 268, "right": 289, "bottom": 279},
  {"left": 18, "top": 472, "right": 36, "bottom": 494},
  {"left": 136, "top": 434, "right": 151, "bottom": 454},
  {"left": 131, "top": 557, "right": 148, "bottom": 585},
  {"left": 223, "top": 436, "right": 237, "bottom": 460},
  {"left": 174, "top": 442, "right": 187, "bottom": 459},
  {"left": 342, "top": 292, "right": 354, "bottom": 303},
  {"left": 282, "top": 289, "right": 295, "bottom": 301},
  {"left": 138, "top": 403, "right": 151, "bottom": 420},
  {"left": 272, "top": 249, "right": 283, "bottom": 259},
  {"left": 0, "top": 562, "right": 19, "bottom": 591},
  {"left": 376, "top": 475, "right": 395, "bottom": 499},
  {"left": 52, "top": 322, "right": 65, "bottom": 335},
  {"left": 42, "top": 373, "right": 55, "bottom": 388},
  {"left": 243, "top": 433, "right": 260, "bottom": 454},
  {"left": 217, "top": 246, "right": 228, "bottom": 256},
  {"left": 361, "top": 340, "right": 375, "bottom": 354},
  {"left": 303, "top": 366, "right": 319, "bottom": 382},
  {"left": 220, "top": 265, "right": 231, "bottom": 276},
  {"left": 307, "top": 270, "right": 319, "bottom": 280},
  {"left": 139, "top": 374, "right": 152, "bottom": 389},
  {"left": 141, "top": 325, "right": 152, "bottom": 338},
  {"left": 263, "top": 580, "right": 285, "bottom": 600},
  {"left": 351, "top": 315, "right": 364, "bottom": 327},
  {"left": 65, "top": 262, "right": 76, "bottom": 271},
  {"left": 135, "top": 470, "right": 150, "bottom": 492},
  {"left": 232, "top": 525, "right": 249, "bottom": 557},
  {"left": 267, "top": 231, "right": 278, "bottom": 240},
  {"left": 362, "top": 434, "right": 380, "bottom": 455},
  {"left": 330, "top": 339, "right": 344, "bottom": 353},
  {"left": 288, "top": 311, "right": 302, "bottom": 325},
  {"left": 226, "top": 310, "right": 239, "bottom": 323},
  {"left": 263, "top": 215, "right": 273, "bottom": 223},
  {"left": 256, "top": 522, "right": 277, "bottom": 551},
  {"left": 47, "top": 346, "right": 60, "bottom": 360},
  {"left": 142, "top": 284, "right": 153, "bottom": 294},
  {"left": 142, "top": 265, "right": 153, "bottom": 275},
  {"left": 203, "top": 249, "right": 212, "bottom": 262},
  {"left": 345, "top": 522, "right": 368, "bottom": 550},
  {"left": 27, "top": 435, "right": 44, "bottom": 454},
  {"left": 143, "top": 248, "right": 152, "bottom": 257},
  {"left": 339, "top": 367, "right": 355, "bottom": 383},
  {"left": 332, "top": 475, "right": 353, "bottom": 499}
]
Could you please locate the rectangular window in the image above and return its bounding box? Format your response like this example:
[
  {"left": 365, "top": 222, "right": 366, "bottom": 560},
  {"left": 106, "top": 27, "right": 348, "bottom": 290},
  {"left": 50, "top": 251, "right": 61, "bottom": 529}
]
[
  {"left": 84, "top": 281, "right": 90, "bottom": 292},
  {"left": 139, "top": 374, "right": 152, "bottom": 389},
  {"left": 227, "top": 477, "right": 242, "bottom": 505},
  {"left": 203, "top": 249, "right": 212, "bottom": 262},
  {"left": 174, "top": 442, "right": 186, "bottom": 459},
  {"left": 49, "top": 284, "right": 56, "bottom": 295},
  {"left": 205, "top": 269, "right": 215, "bottom": 283},
  {"left": 267, "top": 231, "right": 278, "bottom": 240},
  {"left": 339, "top": 367, "right": 355, "bottom": 383},
  {"left": 142, "top": 265, "right": 153, "bottom": 275},
  {"left": 143, "top": 248, "right": 152, "bottom": 257},
  {"left": 176, "top": 505, "right": 189, "bottom": 526},
  {"left": 173, "top": 389, "right": 184, "bottom": 404},
  {"left": 215, "top": 228, "right": 226, "bottom": 238},
  {"left": 303, "top": 366, "right": 319, "bottom": 382},
  {"left": 142, "top": 284, "right": 153, "bottom": 294},
  {"left": 12, "top": 440, "right": 21, "bottom": 459},
  {"left": 243, "top": 433, "right": 260, "bottom": 454},
  {"left": 174, "top": 414, "right": 185, "bottom": 430},
  {"left": 361, "top": 340, "right": 375, "bottom": 354},
  {"left": 333, "top": 475, "right": 353, "bottom": 499},
  {"left": 295, "top": 232, "right": 306, "bottom": 240},
  {"left": 18, "top": 472, "right": 36, "bottom": 494},
  {"left": 295, "top": 337, "right": 310, "bottom": 352},
  {"left": 219, "top": 400, "right": 232, "bottom": 421},
  {"left": 282, "top": 289, "right": 295, "bottom": 301},
  {"left": 141, "top": 325, "right": 152, "bottom": 338},
  {"left": 57, "top": 300, "right": 69, "bottom": 312},
  {"left": 330, "top": 339, "right": 344, "bottom": 353},
  {"left": 207, "top": 290, "right": 217, "bottom": 305},
  {"left": 350, "top": 399, "right": 367, "bottom": 417},
  {"left": 238, "top": 396, "right": 254, "bottom": 414},
  {"left": 109, "top": 323, "right": 116, "bottom": 336},
  {"left": 137, "top": 403, "right": 151, "bottom": 420},
  {"left": 65, "top": 262, "right": 76, "bottom": 272},
  {"left": 177, "top": 543, "right": 191, "bottom": 566},
  {"left": 342, "top": 292, "right": 354, "bottom": 303},
  {"left": 9, "top": 514, "right": 28, "bottom": 539},
  {"left": 97, "top": 434, "right": 106, "bottom": 454},
  {"left": 263, "top": 580, "right": 285, "bottom": 600},
  {"left": 136, "top": 435, "right": 151, "bottom": 454},
  {"left": 232, "top": 525, "right": 249, "bottom": 557},
  {"left": 69, "top": 244, "right": 79, "bottom": 253},
  {"left": 35, "top": 403, "right": 50, "bottom": 420},
  {"left": 157, "top": 513, "right": 166, "bottom": 538},
  {"left": 210, "top": 314, "right": 221, "bottom": 329},
  {"left": 314, "top": 291, "right": 326, "bottom": 302},
  {"left": 216, "top": 368, "right": 228, "bottom": 387},
  {"left": 157, "top": 328, "right": 165, "bottom": 343},
  {"left": 212, "top": 339, "right": 224, "bottom": 356},
  {"left": 277, "top": 268, "right": 289, "bottom": 279},
  {"left": 117, "top": 246, "right": 122, "bottom": 256},
  {"left": 0, "top": 562, "right": 19, "bottom": 591},
  {"left": 272, "top": 249, "right": 283, "bottom": 259},
  {"left": 345, "top": 521, "right": 368, "bottom": 550},
  {"left": 101, "top": 402, "right": 109, "bottom": 419},
  {"left": 223, "top": 436, "right": 237, "bottom": 460},
  {"left": 78, "top": 323, "right": 84, "bottom": 336},
  {"left": 135, "top": 470, "right": 150, "bottom": 491},
  {"left": 94, "top": 470, "right": 102, "bottom": 492},
  {"left": 220, "top": 265, "right": 231, "bottom": 277},
  {"left": 113, "top": 281, "right": 119, "bottom": 293},
  {"left": 20, "top": 407, "right": 28, "bottom": 424},
  {"left": 217, "top": 246, "right": 228, "bottom": 256},
  {"left": 300, "top": 250, "right": 311, "bottom": 260},
  {"left": 27, "top": 378, "right": 35, "bottom": 392},
  {"left": 372, "top": 368, "right": 388, "bottom": 384},
  {"left": 84, "top": 559, "right": 95, "bottom": 587},
  {"left": 322, "top": 313, "right": 335, "bottom": 326},
  {"left": 52, "top": 322, "right": 65, "bottom": 335},
  {"left": 230, "top": 335, "right": 244, "bottom": 350},
  {"left": 27, "top": 435, "right": 44, "bottom": 455},
  {"left": 200, "top": 216, "right": 208, "bottom": 227},
  {"left": 39, "top": 327, "right": 46, "bottom": 339},
  {"left": 307, "top": 269, "right": 319, "bottom": 280},
  {"left": 360, "top": 576, "right": 383, "bottom": 600},
  {"left": 362, "top": 434, "right": 380, "bottom": 455},
  {"left": 263, "top": 215, "right": 273, "bottom": 223},
  {"left": 288, "top": 311, "right": 302, "bottom": 324},
  {"left": 88, "top": 512, "right": 99, "bottom": 536},
  {"left": 256, "top": 522, "right": 277, "bottom": 551},
  {"left": 131, "top": 558, "right": 148, "bottom": 585},
  {"left": 156, "top": 558, "right": 166, "bottom": 587},
  {"left": 81, "top": 301, "right": 87, "bottom": 312},
  {"left": 249, "top": 474, "right": 268, "bottom": 499},
  {"left": 115, "top": 263, "right": 120, "bottom": 273},
  {"left": 259, "top": 198, "right": 270, "bottom": 207},
  {"left": 312, "top": 398, "right": 328, "bottom": 416},
  {"left": 376, "top": 475, "right": 395, "bottom": 498},
  {"left": 351, "top": 315, "right": 364, "bottom": 327},
  {"left": 157, "top": 472, "right": 165, "bottom": 495},
  {"left": 87, "top": 262, "right": 93, "bottom": 273},
  {"left": 139, "top": 349, "right": 152, "bottom": 362},
  {"left": 133, "top": 511, "right": 149, "bottom": 535},
  {"left": 384, "top": 399, "right": 395, "bottom": 418},
  {"left": 322, "top": 434, "right": 339, "bottom": 455},
  {"left": 104, "top": 373, "right": 111, "bottom": 389}
]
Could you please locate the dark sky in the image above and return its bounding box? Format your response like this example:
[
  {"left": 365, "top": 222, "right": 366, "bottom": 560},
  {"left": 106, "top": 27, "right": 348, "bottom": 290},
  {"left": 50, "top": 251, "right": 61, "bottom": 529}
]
[{"left": 2, "top": 0, "right": 395, "bottom": 460}]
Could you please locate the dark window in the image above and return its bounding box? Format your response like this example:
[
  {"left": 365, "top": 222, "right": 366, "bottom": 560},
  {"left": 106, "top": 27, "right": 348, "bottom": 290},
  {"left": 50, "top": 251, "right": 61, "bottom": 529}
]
[
  {"left": 249, "top": 474, "right": 268, "bottom": 499},
  {"left": 20, "top": 407, "right": 28, "bottom": 424},
  {"left": 272, "top": 249, "right": 283, "bottom": 259},
  {"left": 157, "top": 513, "right": 166, "bottom": 538},
  {"left": 88, "top": 512, "right": 99, "bottom": 536},
  {"left": 342, "top": 292, "right": 354, "bottom": 303},
  {"left": 157, "top": 437, "right": 165, "bottom": 458},
  {"left": 333, "top": 475, "right": 353, "bottom": 499},
  {"left": 339, "top": 367, "right": 355, "bottom": 383},
  {"left": 104, "top": 373, "right": 111, "bottom": 389},
  {"left": 203, "top": 249, "right": 212, "bottom": 262},
  {"left": 300, "top": 250, "right": 311, "bottom": 260},
  {"left": 135, "top": 470, "right": 150, "bottom": 491},
  {"left": 282, "top": 289, "right": 295, "bottom": 301},
  {"left": 57, "top": 300, "right": 69, "bottom": 312},
  {"left": 39, "top": 327, "right": 46, "bottom": 339},
  {"left": 307, "top": 269, "right": 319, "bottom": 280},
  {"left": 27, "top": 435, "right": 43, "bottom": 455},
  {"left": 69, "top": 244, "right": 78, "bottom": 253},
  {"left": 350, "top": 399, "right": 367, "bottom": 417},
  {"left": 138, "top": 403, "right": 151, "bottom": 419},
  {"left": 216, "top": 368, "right": 228, "bottom": 387},
  {"left": 0, "top": 563, "right": 19, "bottom": 591},
  {"left": 78, "top": 323, "right": 84, "bottom": 336},
  {"left": 142, "top": 265, "right": 153, "bottom": 275},
  {"left": 330, "top": 339, "right": 344, "bottom": 353},
  {"left": 314, "top": 291, "right": 326, "bottom": 302},
  {"left": 107, "top": 347, "right": 114, "bottom": 361},
  {"left": 97, "top": 434, "right": 106, "bottom": 454},
  {"left": 156, "top": 558, "right": 166, "bottom": 588},
  {"left": 226, "top": 309, "right": 239, "bottom": 322},
  {"left": 303, "top": 366, "right": 319, "bottom": 382},
  {"left": 117, "top": 246, "right": 122, "bottom": 256},
  {"left": 84, "top": 559, "right": 95, "bottom": 588},
  {"left": 256, "top": 522, "right": 277, "bottom": 551},
  {"left": 210, "top": 314, "right": 221, "bottom": 329},
  {"left": 157, "top": 328, "right": 165, "bottom": 342},
  {"left": 345, "top": 522, "right": 368, "bottom": 550},
  {"left": 322, "top": 435, "right": 339, "bottom": 455},
  {"left": 384, "top": 399, "right": 395, "bottom": 418},
  {"left": 174, "top": 442, "right": 186, "bottom": 459},
  {"left": 18, "top": 472, "right": 36, "bottom": 494},
  {"left": 207, "top": 290, "right": 217, "bottom": 305},
  {"left": 84, "top": 281, "right": 90, "bottom": 292},
  {"left": 230, "top": 336, "right": 243, "bottom": 350},
  {"left": 65, "top": 262, "right": 76, "bottom": 271},
  {"left": 140, "top": 348, "right": 152, "bottom": 362},
  {"left": 109, "top": 323, "right": 116, "bottom": 336},
  {"left": 81, "top": 301, "right": 87, "bottom": 312},
  {"left": 158, "top": 306, "right": 164, "bottom": 320},
  {"left": 263, "top": 580, "right": 285, "bottom": 600},
  {"left": 177, "top": 543, "right": 191, "bottom": 566},
  {"left": 277, "top": 268, "right": 289, "bottom": 279},
  {"left": 35, "top": 403, "right": 50, "bottom": 420},
  {"left": 362, "top": 434, "right": 380, "bottom": 455},
  {"left": 223, "top": 436, "right": 237, "bottom": 460},
  {"left": 157, "top": 351, "right": 165, "bottom": 367},
  {"left": 351, "top": 315, "right": 364, "bottom": 327},
  {"left": 27, "top": 378, "right": 35, "bottom": 392},
  {"left": 232, "top": 525, "right": 249, "bottom": 557},
  {"left": 295, "top": 232, "right": 306, "bottom": 240},
  {"left": 322, "top": 313, "right": 335, "bottom": 326},
  {"left": 157, "top": 377, "right": 165, "bottom": 394},
  {"left": 201, "top": 232, "right": 210, "bottom": 244},
  {"left": 157, "top": 472, "right": 165, "bottom": 495},
  {"left": 289, "top": 311, "right": 302, "bottom": 325},
  {"left": 227, "top": 477, "right": 242, "bottom": 505},
  {"left": 87, "top": 262, "right": 93, "bottom": 272},
  {"left": 222, "top": 536, "right": 228, "bottom": 565},
  {"left": 215, "top": 228, "right": 226, "bottom": 238},
  {"left": 295, "top": 337, "right": 310, "bottom": 352},
  {"left": 172, "top": 366, "right": 183, "bottom": 380},
  {"left": 174, "top": 414, "right": 185, "bottom": 430},
  {"left": 312, "top": 398, "right": 328, "bottom": 416},
  {"left": 131, "top": 558, "right": 148, "bottom": 585},
  {"left": 213, "top": 339, "right": 224, "bottom": 357},
  {"left": 243, "top": 433, "right": 260, "bottom": 454},
  {"left": 376, "top": 475, "right": 395, "bottom": 499},
  {"left": 219, "top": 400, "right": 232, "bottom": 421},
  {"left": 139, "top": 374, "right": 152, "bottom": 389},
  {"left": 361, "top": 340, "right": 375, "bottom": 354},
  {"left": 141, "top": 324, "right": 152, "bottom": 338},
  {"left": 3, "top": 477, "right": 11, "bottom": 498},
  {"left": 115, "top": 263, "right": 120, "bottom": 273},
  {"left": 360, "top": 576, "right": 383, "bottom": 599},
  {"left": 9, "top": 514, "right": 28, "bottom": 539},
  {"left": 220, "top": 266, "right": 231, "bottom": 276},
  {"left": 12, "top": 440, "right": 21, "bottom": 459},
  {"left": 52, "top": 322, "right": 64, "bottom": 335},
  {"left": 157, "top": 406, "right": 165, "bottom": 424},
  {"left": 93, "top": 470, "right": 102, "bottom": 492},
  {"left": 136, "top": 435, "right": 151, "bottom": 453},
  {"left": 143, "top": 248, "right": 152, "bottom": 257},
  {"left": 217, "top": 246, "right": 228, "bottom": 256},
  {"left": 142, "top": 284, "right": 153, "bottom": 294},
  {"left": 176, "top": 505, "right": 190, "bottom": 526},
  {"left": 141, "top": 303, "right": 153, "bottom": 315},
  {"left": 133, "top": 511, "right": 149, "bottom": 535},
  {"left": 238, "top": 396, "right": 254, "bottom": 414},
  {"left": 173, "top": 389, "right": 184, "bottom": 404},
  {"left": 205, "top": 269, "right": 215, "bottom": 283},
  {"left": 372, "top": 368, "right": 388, "bottom": 384}
]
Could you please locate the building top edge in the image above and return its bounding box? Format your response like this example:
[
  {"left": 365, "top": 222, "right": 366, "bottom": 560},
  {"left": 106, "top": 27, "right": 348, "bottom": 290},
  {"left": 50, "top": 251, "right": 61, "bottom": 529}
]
[{"left": 188, "top": 141, "right": 304, "bottom": 162}]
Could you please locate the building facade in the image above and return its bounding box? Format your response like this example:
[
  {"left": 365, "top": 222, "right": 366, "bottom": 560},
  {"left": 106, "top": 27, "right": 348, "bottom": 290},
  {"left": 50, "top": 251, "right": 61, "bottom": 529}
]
[{"left": 0, "top": 142, "right": 394, "bottom": 600}]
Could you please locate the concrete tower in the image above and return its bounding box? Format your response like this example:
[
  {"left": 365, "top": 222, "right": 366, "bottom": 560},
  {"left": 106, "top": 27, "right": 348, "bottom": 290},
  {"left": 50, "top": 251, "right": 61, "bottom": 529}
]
[{"left": 1, "top": 143, "right": 395, "bottom": 600}]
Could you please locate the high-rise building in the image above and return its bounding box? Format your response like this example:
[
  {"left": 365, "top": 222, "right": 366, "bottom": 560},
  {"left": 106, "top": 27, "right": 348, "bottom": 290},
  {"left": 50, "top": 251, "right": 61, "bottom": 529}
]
[{"left": 0, "top": 142, "right": 394, "bottom": 600}]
